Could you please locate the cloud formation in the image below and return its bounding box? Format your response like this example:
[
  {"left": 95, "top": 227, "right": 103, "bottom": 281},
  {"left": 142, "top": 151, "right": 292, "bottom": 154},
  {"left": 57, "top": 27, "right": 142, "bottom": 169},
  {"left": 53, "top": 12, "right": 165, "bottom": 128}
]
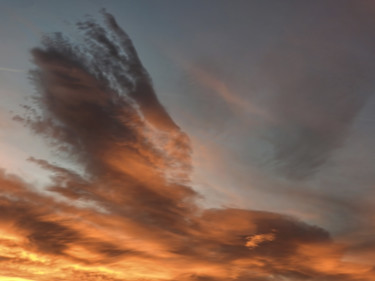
[
  {"left": 257, "top": 3, "right": 375, "bottom": 180},
  {"left": 1, "top": 9, "right": 375, "bottom": 281}
]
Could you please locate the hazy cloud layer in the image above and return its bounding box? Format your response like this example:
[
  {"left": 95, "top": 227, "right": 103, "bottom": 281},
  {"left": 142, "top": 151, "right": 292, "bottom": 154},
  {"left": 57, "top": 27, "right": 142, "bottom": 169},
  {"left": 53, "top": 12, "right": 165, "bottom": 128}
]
[
  {"left": 0, "top": 10, "right": 374, "bottom": 281},
  {"left": 258, "top": 2, "right": 375, "bottom": 180}
]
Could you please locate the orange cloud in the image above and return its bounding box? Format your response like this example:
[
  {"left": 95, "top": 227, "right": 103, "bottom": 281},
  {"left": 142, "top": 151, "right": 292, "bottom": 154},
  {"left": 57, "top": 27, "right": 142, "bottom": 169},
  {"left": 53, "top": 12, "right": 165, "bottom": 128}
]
[
  {"left": 1, "top": 10, "right": 375, "bottom": 281},
  {"left": 245, "top": 231, "right": 276, "bottom": 249},
  {"left": 189, "top": 65, "right": 272, "bottom": 121}
]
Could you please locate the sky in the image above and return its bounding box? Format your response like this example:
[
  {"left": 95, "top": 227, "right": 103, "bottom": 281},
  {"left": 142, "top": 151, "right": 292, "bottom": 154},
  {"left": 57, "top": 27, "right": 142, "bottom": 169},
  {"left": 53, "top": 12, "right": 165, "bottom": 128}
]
[{"left": 1, "top": 1, "right": 375, "bottom": 280}]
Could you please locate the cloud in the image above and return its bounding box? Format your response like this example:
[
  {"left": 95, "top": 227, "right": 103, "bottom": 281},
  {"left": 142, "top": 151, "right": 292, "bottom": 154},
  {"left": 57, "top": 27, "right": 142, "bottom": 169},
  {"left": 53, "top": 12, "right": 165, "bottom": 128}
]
[
  {"left": 0, "top": 67, "right": 24, "bottom": 73},
  {"left": 1, "top": 8, "right": 375, "bottom": 281},
  {"left": 256, "top": 3, "right": 375, "bottom": 180},
  {"left": 245, "top": 231, "right": 275, "bottom": 249}
]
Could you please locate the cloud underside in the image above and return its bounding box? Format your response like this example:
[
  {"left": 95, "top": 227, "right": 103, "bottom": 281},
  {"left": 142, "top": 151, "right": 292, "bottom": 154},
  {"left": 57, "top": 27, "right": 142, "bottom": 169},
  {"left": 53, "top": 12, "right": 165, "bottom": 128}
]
[{"left": 0, "top": 10, "right": 374, "bottom": 281}]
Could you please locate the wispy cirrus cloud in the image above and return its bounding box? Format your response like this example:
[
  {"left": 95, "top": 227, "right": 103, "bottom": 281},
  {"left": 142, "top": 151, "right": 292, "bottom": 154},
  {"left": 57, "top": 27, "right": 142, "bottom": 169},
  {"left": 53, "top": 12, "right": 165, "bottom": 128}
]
[{"left": 256, "top": 3, "right": 375, "bottom": 180}]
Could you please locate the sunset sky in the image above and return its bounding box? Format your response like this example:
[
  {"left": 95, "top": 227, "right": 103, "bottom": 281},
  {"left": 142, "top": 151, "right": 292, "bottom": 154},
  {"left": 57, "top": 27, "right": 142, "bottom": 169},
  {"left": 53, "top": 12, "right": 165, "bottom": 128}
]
[{"left": 1, "top": 1, "right": 375, "bottom": 280}]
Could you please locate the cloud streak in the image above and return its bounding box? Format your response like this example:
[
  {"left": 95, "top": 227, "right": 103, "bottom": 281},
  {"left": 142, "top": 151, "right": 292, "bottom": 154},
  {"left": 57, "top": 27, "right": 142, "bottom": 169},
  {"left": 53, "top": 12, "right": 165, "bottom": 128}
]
[{"left": 0, "top": 67, "right": 24, "bottom": 73}]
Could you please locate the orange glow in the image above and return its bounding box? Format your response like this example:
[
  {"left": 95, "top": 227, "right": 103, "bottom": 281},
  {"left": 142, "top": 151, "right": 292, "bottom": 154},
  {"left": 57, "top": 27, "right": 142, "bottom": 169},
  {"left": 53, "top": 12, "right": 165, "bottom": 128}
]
[{"left": 1, "top": 8, "right": 374, "bottom": 281}]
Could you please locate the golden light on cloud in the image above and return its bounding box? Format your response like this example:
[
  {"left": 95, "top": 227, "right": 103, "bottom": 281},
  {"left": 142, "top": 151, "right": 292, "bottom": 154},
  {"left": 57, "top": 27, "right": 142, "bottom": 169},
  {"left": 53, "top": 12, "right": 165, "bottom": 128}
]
[
  {"left": 0, "top": 276, "right": 34, "bottom": 281},
  {"left": 245, "top": 231, "right": 276, "bottom": 249},
  {"left": 0, "top": 6, "right": 375, "bottom": 281}
]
